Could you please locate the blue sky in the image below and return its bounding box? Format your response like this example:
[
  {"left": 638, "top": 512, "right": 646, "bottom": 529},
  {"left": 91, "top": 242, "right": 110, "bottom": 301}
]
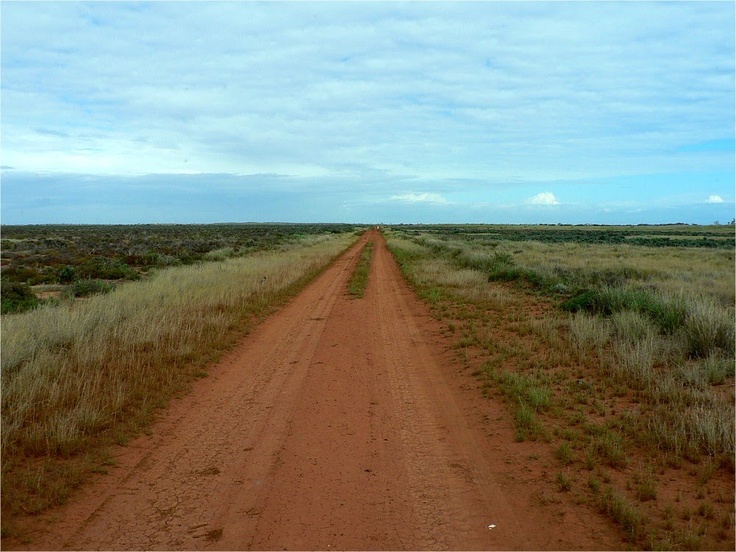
[{"left": 1, "top": 1, "right": 734, "bottom": 225}]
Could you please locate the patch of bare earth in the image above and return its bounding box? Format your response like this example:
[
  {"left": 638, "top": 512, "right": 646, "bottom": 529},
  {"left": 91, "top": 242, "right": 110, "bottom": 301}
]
[{"left": 4, "top": 231, "right": 620, "bottom": 550}]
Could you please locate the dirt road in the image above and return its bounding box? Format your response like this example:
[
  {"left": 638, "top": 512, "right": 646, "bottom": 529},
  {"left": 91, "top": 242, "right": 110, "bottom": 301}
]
[{"left": 15, "top": 231, "right": 619, "bottom": 550}]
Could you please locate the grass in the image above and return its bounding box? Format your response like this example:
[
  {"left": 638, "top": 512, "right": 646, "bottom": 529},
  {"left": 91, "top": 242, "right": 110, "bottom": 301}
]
[
  {"left": 1, "top": 232, "right": 356, "bottom": 526},
  {"left": 347, "top": 241, "right": 374, "bottom": 298},
  {"left": 598, "top": 486, "right": 644, "bottom": 543},
  {"left": 384, "top": 224, "right": 734, "bottom": 551},
  {"left": 556, "top": 471, "right": 574, "bottom": 492}
]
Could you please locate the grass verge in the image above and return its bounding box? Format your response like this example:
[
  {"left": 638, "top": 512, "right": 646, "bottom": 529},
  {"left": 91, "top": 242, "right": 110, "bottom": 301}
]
[{"left": 1, "top": 233, "right": 356, "bottom": 533}]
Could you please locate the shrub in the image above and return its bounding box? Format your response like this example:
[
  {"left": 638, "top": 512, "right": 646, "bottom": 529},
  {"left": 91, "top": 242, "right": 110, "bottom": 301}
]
[
  {"left": 560, "top": 290, "right": 603, "bottom": 313},
  {"left": 63, "top": 279, "right": 115, "bottom": 298},
  {"left": 1, "top": 281, "right": 40, "bottom": 314},
  {"left": 77, "top": 257, "right": 140, "bottom": 281},
  {"left": 58, "top": 266, "right": 78, "bottom": 284}
]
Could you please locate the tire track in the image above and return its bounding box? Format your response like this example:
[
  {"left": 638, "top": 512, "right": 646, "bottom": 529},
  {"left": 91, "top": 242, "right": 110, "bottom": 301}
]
[{"left": 22, "top": 235, "right": 368, "bottom": 551}]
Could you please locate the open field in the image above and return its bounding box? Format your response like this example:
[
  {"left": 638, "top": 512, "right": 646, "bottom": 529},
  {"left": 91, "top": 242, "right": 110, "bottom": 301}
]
[
  {"left": 1, "top": 223, "right": 734, "bottom": 550},
  {"left": 385, "top": 224, "right": 735, "bottom": 550},
  {"left": 1, "top": 230, "right": 624, "bottom": 550}
]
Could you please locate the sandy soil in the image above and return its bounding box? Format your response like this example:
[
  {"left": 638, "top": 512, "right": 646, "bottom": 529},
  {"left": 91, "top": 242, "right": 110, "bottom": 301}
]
[{"left": 9, "top": 230, "right": 622, "bottom": 550}]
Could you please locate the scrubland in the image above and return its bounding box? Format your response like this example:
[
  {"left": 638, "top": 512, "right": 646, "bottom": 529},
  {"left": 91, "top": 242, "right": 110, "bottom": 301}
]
[
  {"left": 386, "top": 225, "right": 734, "bottom": 551},
  {"left": 1, "top": 231, "right": 356, "bottom": 530}
]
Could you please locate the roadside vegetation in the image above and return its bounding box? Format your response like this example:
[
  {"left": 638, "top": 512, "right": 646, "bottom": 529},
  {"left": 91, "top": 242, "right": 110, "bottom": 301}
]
[
  {"left": 385, "top": 224, "right": 734, "bottom": 551},
  {"left": 347, "top": 241, "right": 374, "bottom": 298},
  {"left": 1, "top": 223, "right": 357, "bottom": 314},
  {"left": 1, "top": 229, "right": 359, "bottom": 537}
]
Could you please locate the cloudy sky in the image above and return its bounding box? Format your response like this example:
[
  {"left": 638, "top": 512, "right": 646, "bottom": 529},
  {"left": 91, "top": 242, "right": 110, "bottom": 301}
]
[{"left": 2, "top": 1, "right": 734, "bottom": 224}]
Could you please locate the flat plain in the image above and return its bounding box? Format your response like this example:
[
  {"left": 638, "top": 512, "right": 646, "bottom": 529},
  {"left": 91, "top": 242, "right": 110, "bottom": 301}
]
[{"left": 1, "top": 223, "right": 733, "bottom": 550}]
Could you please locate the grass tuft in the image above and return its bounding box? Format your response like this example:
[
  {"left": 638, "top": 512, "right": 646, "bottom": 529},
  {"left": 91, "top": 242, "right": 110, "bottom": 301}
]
[{"left": 598, "top": 486, "right": 644, "bottom": 543}]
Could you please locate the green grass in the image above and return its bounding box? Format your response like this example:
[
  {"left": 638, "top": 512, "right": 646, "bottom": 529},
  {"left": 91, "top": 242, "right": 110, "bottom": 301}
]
[
  {"left": 347, "top": 241, "right": 374, "bottom": 298},
  {"left": 598, "top": 486, "right": 644, "bottom": 543},
  {"left": 555, "top": 442, "right": 574, "bottom": 466}
]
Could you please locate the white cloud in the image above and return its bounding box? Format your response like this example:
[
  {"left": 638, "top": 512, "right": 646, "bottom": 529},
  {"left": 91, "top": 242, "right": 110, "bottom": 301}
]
[
  {"left": 526, "top": 192, "right": 560, "bottom": 205},
  {"left": 706, "top": 195, "right": 724, "bottom": 203},
  {"left": 391, "top": 193, "right": 448, "bottom": 204},
  {"left": 1, "top": 1, "right": 733, "bottom": 180}
]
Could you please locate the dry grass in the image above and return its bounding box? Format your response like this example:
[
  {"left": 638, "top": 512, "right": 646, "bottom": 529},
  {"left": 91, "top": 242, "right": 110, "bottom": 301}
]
[
  {"left": 1, "top": 233, "right": 355, "bottom": 521},
  {"left": 385, "top": 226, "right": 734, "bottom": 551},
  {"left": 508, "top": 241, "right": 735, "bottom": 306}
]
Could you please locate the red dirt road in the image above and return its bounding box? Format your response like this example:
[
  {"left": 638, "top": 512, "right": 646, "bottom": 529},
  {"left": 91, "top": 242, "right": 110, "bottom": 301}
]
[{"left": 13, "top": 231, "right": 620, "bottom": 550}]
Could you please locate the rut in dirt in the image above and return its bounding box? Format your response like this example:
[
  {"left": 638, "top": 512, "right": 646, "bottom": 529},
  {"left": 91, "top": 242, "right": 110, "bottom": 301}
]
[{"left": 10, "top": 231, "right": 617, "bottom": 551}]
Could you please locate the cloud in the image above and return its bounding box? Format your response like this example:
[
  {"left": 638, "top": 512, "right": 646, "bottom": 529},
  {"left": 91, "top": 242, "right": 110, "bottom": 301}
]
[
  {"left": 391, "top": 193, "right": 449, "bottom": 204},
  {"left": 2, "top": 2, "right": 733, "bottom": 180},
  {"left": 526, "top": 192, "right": 560, "bottom": 205},
  {"left": 706, "top": 195, "right": 724, "bottom": 204}
]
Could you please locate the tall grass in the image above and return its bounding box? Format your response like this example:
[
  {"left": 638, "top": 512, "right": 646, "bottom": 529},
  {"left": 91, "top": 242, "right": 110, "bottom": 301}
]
[{"left": 1, "top": 233, "right": 354, "bottom": 517}]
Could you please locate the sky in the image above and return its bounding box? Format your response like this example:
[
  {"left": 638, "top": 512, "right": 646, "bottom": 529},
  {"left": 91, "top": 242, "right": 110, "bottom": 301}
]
[{"left": 1, "top": 1, "right": 734, "bottom": 225}]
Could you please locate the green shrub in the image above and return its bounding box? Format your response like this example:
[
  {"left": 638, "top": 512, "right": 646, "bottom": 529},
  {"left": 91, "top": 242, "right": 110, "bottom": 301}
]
[
  {"left": 487, "top": 265, "right": 524, "bottom": 282},
  {"left": 63, "top": 279, "right": 115, "bottom": 298},
  {"left": 58, "top": 266, "right": 78, "bottom": 284},
  {"left": 560, "top": 290, "right": 603, "bottom": 313},
  {"left": 78, "top": 257, "right": 139, "bottom": 281},
  {"left": 1, "top": 281, "right": 40, "bottom": 314}
]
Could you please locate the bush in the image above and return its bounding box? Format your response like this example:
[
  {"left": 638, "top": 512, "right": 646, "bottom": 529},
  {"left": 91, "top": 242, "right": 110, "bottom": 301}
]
[
  {"left": 78, "top": 257, "right": 140, "bottom": 281},
  {"left": 58, "top": 265, "right": 78, "bottom": 284},
  {"left": 63, "top": 279, "right": 115, "bottom": 298},
  {"left": 1, "top": 281, "right": 40, "bottom": 314},
  {"left": 561, "top": 287, "right": 688, "bottom": 335}
]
